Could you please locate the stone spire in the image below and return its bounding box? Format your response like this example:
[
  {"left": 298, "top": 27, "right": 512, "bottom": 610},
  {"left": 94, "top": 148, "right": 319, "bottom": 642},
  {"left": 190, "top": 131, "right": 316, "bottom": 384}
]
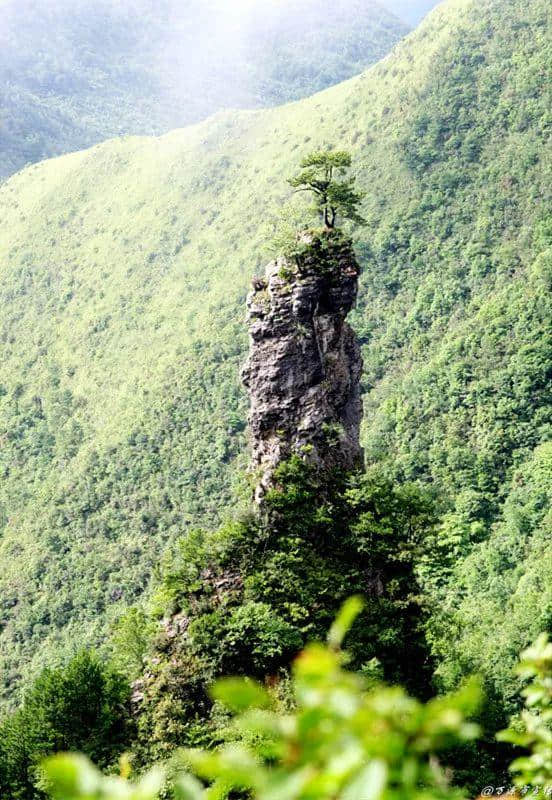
[{"left": 241, "top": 231, "right": 364, "bottom": 502}]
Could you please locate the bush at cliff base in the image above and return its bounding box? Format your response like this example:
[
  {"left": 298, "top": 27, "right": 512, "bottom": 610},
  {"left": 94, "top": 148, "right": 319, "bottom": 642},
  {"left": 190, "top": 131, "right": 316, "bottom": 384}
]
[
  {"left": 498, "top": 634, "right": 552, "bottom": 794},
  {"left": 42, "top": 598, "right": 483, "bottom": 800}
]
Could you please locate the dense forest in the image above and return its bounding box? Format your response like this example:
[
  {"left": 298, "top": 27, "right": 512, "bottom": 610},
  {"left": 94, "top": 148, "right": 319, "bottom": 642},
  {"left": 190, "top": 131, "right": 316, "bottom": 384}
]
[
  {"left": 0, "top": 0, "right": 551, "bottom": 795},
  {"left": 0, "top": 0, "right": 408, "bottom": 179},
  {"left": 0, "top": 0, "right": 549, "bottom": 708}
]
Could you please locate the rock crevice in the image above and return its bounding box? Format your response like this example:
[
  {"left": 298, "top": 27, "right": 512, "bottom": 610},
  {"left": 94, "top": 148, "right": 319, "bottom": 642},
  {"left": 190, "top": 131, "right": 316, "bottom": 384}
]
[{"left": 242, "top": 232, "right": 364, "bottom": 501}]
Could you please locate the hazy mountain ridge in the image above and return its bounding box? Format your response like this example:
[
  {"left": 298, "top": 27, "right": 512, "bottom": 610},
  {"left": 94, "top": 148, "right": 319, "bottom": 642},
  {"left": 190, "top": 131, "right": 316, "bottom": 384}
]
[
  {"left": 0, "top": 0, "right": 551, "bottom": 723},
  {"left": 0, "top": 0, "right": 408, "bottom": 179}
]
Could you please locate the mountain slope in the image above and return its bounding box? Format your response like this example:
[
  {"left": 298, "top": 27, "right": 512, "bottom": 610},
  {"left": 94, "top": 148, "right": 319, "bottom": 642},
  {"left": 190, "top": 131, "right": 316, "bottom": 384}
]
[
  {"left": 0, "top": 0, "right": 551, "bottom": 709},
  {"left": 0, "top": 0, "right": 407, "bottom": 179}
]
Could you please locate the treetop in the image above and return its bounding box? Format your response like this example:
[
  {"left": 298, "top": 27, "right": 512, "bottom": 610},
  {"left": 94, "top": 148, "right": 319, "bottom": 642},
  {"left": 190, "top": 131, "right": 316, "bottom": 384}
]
[{"left": 288, "top": 148, "right": 364, "bottom": 229}]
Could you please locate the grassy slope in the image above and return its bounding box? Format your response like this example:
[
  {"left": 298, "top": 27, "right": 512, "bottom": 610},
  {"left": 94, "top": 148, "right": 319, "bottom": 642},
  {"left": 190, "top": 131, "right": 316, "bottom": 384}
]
[
  {"left": 0, "top": 0, "right": 551, "bottom": 707},
  {"left": 0, "top": 0, "right": 407, "bottom": 179}
]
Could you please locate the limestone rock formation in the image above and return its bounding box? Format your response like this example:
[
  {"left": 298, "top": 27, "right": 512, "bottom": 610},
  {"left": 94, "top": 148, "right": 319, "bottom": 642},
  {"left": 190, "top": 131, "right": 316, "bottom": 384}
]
[{"left": 242, "top": 232, "right": 364, "bottom": 501}]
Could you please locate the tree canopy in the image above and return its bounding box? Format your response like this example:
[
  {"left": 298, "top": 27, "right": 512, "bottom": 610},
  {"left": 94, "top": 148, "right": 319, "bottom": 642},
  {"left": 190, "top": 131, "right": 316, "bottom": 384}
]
[{"left": 288, "top": 150, "right": 365, "bottom": 229}]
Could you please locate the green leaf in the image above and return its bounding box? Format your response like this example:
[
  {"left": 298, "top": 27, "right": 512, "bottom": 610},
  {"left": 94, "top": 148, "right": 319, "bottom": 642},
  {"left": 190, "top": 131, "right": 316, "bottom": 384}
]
[
  {"left": 210, "top": 677, "right": 272, "bottom": 712},
  {"left": 342, "top": 760, "right": 388, "bottom": 800},
  {"left": 174, "top": 773, "right": 206, "bottom": 800},
  {"left": 41, "top": 754, "right": 101, "bottom": 799},
  {"left": 328, "top": 596, "right": 365, "bottom": 649}
]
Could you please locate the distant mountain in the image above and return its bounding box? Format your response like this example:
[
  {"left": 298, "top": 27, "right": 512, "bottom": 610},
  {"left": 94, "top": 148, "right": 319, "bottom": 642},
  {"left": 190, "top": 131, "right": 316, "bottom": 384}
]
[
  {"left": 383, "top": 0, "right": 441, "bottom": 25},
  {"left": 0, "top": 0, "right": 407, "bottom": 179},
  {"left": 0, "top": 0, "right": 550, "bottom": 719}
]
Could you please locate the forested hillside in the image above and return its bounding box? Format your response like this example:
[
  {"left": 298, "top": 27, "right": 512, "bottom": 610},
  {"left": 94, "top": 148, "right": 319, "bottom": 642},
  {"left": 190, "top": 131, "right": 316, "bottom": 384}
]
[
  {"left": 0, "top": 0, "right": 407, "bottom": 179},
  {"left": 0, "top": 0, "right": 550, "bottom": 730}
]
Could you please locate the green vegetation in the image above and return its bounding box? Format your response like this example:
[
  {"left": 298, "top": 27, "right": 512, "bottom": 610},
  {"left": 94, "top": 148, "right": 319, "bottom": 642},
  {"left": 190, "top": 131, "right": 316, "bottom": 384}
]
[
  {"left": 499, "top": 634, "right": 552, "bottom": 793},
  {"left": 0, "top": 0, "right": 551, "bottom": 784},
  {"left": 41, "top": 600, "right": 481, "bottom": 800},
  {"left": 130, "top": 457, "right": 434, "bottom": 763},
  {"left": 8, "top": 615, "right": 552, "bottom": 800},
  {"left": 0, "top": 0, "right": 408, "bottom": 179},
  {"left": 0, "top": 454, "right": 435, "bottom": 797},
  {"left": 0, "top": 652, "right": 130, "bottom": 799},
  {"left": 0, "top": 452, "right": 436, "bottom": 796},
  {"left": 36, "top": 618, "right": 552, "bottom": 800},
  {"left": 288, "top": 150, "right": 365, "bottom": 228}
]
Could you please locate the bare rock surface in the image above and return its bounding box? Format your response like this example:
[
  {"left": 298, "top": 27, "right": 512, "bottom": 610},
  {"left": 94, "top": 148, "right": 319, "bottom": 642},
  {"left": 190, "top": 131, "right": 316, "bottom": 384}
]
[{"left": 242, "top": 232, "right": 364, "bottom": 501}]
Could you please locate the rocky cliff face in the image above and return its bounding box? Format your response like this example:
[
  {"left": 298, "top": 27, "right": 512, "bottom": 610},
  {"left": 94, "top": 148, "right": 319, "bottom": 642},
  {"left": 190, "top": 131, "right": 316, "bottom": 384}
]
[{"left": 242, "top": 232, "right": 364, "bottom": 501}]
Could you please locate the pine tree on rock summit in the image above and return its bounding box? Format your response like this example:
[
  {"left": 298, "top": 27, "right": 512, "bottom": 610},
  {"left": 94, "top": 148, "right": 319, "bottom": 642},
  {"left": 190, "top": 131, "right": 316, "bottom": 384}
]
[{"left": 288, "top": 150, "right": 365, "bottom": 229}]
